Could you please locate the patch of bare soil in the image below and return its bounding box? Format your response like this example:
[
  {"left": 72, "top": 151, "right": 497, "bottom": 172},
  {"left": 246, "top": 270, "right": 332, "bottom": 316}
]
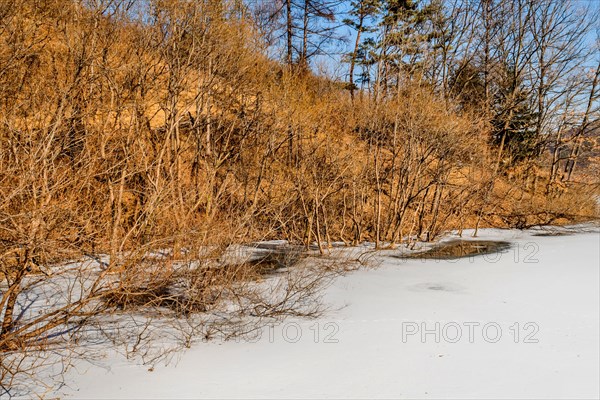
[{"left": 399, "top": 240, "right": 512, "bottom": 260}]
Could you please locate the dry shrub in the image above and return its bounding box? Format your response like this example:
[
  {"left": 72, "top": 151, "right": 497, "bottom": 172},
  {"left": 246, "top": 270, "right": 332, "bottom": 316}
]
[
  {"left": 487, "top": 179, "right": 600, "bottom": 229},
  {"left": 1, "top": 0, "right": 598, "bottom": 396}
]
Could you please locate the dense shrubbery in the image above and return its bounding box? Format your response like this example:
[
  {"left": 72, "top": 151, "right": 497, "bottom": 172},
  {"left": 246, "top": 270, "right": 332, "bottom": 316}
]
[{"left": 0, "top": 0, "right": 598, "bottom": 394}]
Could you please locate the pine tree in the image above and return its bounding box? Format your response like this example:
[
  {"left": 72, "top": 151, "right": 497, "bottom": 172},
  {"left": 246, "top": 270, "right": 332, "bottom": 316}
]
[
  {"left": 343, "top": 0, "right": 382, "bottom": 100},
  {"left": 492, "top": 63, "right": 540, "bottom": 166},
  {"left": 377, "top": 0, "right": 440, "bottom": 96}
]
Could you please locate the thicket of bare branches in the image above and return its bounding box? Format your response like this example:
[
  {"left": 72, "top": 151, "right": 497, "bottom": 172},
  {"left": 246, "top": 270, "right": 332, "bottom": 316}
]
[{"left": 1, "top": 0, "right": 598, "bottom": 396}]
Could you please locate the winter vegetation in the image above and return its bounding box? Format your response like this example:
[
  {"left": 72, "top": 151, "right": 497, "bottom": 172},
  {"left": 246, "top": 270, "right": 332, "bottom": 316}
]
[
  {"left": 59, "top": 226, "right": 600, "bottom": 399},
  {"left": 0, "top": 0, "right": 599, "bottom": 396}
]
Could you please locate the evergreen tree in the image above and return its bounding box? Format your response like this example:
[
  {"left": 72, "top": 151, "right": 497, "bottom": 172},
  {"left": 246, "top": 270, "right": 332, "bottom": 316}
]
[
  {"left": 377, "top": 0, "right": 440, "bottom": 95},
  {"left": 492, "top": 63, "right": 540, "bottom": 166},
  {"left": 343, "top": 0, "right": 382, "bottom": 100}
]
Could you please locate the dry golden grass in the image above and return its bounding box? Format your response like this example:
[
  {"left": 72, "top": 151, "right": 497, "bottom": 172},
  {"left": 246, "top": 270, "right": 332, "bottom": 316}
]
[{"left": 1, "top": 0, "right": 598, "bottom": 394}]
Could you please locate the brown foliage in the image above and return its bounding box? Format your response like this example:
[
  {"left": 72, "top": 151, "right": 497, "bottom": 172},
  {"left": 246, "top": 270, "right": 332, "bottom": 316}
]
[{"left": 0, "top": 0, "right": 597, "bottom": 395}]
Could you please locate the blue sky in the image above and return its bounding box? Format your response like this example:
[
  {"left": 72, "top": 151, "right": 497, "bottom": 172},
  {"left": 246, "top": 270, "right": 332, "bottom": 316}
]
[{"left": 306, "top": 0, "right": 600, "bottom": 79}]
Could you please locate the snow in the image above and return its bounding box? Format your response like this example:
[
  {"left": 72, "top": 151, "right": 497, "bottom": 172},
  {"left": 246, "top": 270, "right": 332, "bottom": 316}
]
[{"left": 61, "top": 226, "right": 599, "bottom": 399}]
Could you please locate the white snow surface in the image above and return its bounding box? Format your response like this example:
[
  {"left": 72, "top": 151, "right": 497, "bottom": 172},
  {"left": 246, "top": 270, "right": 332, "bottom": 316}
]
[{"left": 62, "top": 226, "right": 599, "bottom": 399}]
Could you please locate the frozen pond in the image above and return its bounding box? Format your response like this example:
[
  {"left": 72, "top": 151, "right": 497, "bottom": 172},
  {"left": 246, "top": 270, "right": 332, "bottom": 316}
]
[{"left": 63, "top": 226, "right": 600, "bottom": 399}]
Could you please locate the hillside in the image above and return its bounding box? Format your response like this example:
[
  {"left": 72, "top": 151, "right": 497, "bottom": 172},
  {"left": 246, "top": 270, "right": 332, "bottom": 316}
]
[{"left": 1, "top": 0, "right": 599, "bottom": 395}]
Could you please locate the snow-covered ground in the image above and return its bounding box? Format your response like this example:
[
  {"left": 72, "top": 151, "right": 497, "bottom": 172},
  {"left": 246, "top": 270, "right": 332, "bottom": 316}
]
[{"left": 62, "top": 226, "right": 599, "bottom": 399}]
